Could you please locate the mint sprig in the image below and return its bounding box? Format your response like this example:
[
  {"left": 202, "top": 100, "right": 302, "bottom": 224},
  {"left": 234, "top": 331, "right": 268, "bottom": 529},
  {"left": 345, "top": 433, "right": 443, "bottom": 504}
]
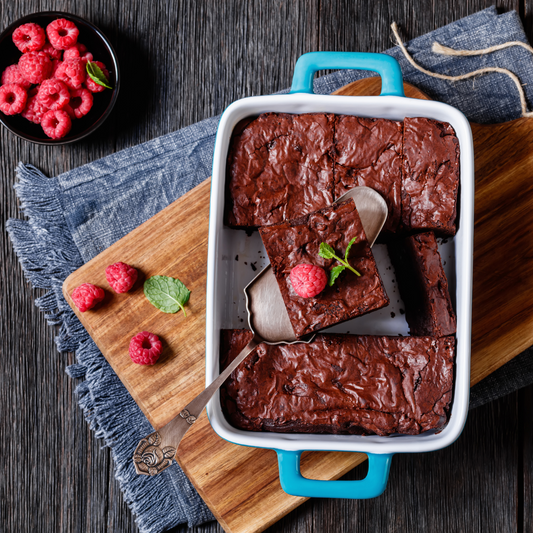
[
  {"left": 318, "top": 238, "right": 361, "bottom": 286},
  {"left": 144, "top": 275, "right": 191, "bottom": 316},
  {"left": 86, "top": 61, "right": 112, "bottom": 89}
]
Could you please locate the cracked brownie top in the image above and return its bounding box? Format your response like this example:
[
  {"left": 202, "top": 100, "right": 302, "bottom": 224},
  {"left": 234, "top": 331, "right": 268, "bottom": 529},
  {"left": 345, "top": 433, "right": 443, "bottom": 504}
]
[
  {"left": 334, "top": 116, "right": 403, "bottom": 233},
  {"left": 402, "top": 117, "right": 460, "bottom": 235},
  {"left": 226, "top": 112, "right": 336, "bottom": 228},
  {"left": 220, "top": 329, "right": 455, "bottom": 436}
]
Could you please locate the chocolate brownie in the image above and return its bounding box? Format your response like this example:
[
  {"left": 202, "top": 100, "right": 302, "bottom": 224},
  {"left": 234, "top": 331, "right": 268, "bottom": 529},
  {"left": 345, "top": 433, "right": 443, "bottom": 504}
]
[
  {"left": 401, "top": 117, "right": 460, "bottom": 235},
  {"left": 259, "top": 198, "right": 389, "bottom": 338},
  {"left": 334, "top": 116, "right": 403, "bottom": 233},
  {"left": 225, "top": 112, "right": 336, "bottom": 228},
  {"left": 220, "top": 329, "right": 455, "bottom": 436},
  {"left": 388, "top": 231, "right": 456, "bottom": 337}
]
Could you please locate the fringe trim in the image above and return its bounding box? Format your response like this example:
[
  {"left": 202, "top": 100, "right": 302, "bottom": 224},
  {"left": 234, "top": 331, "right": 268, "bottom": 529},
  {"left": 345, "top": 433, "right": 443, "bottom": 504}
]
[{"left": 6, "top": 163, "right": 213, "bottom": 532}]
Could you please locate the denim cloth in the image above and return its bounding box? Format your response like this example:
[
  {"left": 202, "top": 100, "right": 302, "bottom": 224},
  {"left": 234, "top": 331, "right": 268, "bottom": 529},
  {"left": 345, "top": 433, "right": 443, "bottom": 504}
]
[{"left": 7, "top": 7, "right": 533, "bottom": 533}]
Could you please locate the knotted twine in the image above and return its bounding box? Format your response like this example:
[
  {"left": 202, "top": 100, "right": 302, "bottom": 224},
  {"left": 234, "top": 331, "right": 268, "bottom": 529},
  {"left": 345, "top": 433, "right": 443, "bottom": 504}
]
[{"left": 391, "top": 21, "right": 533, "bottom": 118}]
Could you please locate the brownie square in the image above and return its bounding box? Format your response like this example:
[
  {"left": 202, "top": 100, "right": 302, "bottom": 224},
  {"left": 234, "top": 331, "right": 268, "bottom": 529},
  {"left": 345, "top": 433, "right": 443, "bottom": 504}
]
[
  {"left": 259, "top": 198, "right": 389, "bottom": 338},
  {"left": 401, "top": 117, "right": 460, "bottom": 235},
  {"left": 220, "top": 329, "right": 455, "bottom": 436},
  {"left": 388, "top": 231, "right": 456, "bottom": 337},
  {"left": 334, "top": 116, "right": 403, "bottom": 233},
  {"left": 225, "top": 112, "right": 336, "bottom": 228}
]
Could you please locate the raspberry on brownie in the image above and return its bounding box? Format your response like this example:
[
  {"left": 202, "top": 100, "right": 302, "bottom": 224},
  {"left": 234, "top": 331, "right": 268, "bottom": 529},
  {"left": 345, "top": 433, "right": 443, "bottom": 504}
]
[{"left": 259, "top": 198, "right": 389, "bottom": 338}]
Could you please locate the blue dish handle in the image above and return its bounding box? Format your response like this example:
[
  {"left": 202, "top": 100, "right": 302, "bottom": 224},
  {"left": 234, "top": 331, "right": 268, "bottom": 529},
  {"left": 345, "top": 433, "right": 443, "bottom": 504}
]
[
  {"left": 290, "top": 51, "right": 404, "bottom": 97},
  {"left": 276, "top": 450, "right": 393, "bottom": 499}
]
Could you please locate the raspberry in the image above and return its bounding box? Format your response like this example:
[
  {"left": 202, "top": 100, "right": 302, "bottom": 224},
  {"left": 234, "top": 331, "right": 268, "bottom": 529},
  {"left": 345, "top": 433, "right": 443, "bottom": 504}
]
[
  {"left": 42, "top": 40, "right": 62, "bottom": 60},
  {"left": 55, "top": 59, "right": 86, "bottom": 89},
  {"left": 85, "top": 61, "right": 109, "bottom": 93},
  {"left": 66, "top": 88, "right": 93, "bottom": 119},
  {"left": 12, "top": 23, "right": 46, "bottom": 53},
  {"left": 290, "top": 264, "right": 328, "bottom": 298},
  {"left": 0, "top": 84, "right": 28, "bottom": 115},
  {"left": 46, "top": 18, "right": 79, "bottom": 50},
  {"left": 129, "top": 332, "right": 163, "bottom": 365},
  {"left": 21, "top": 93, "right": 49, "bottom": 124},
  {"left": 18, "top": 51, "right": 52, "bottom": 84},
  {"left": 64, "top": 43, "right": 93, "bottom": 63},
  {"left": 37, "top": 79, "right": 70, "bottom": 110},
  {"left": 41, "top": 109, "right": 72, "bottom": 139},
  {"left": 51, "top": 59, "right": 62, "bottom": 77},
  {"left": 105, "top": 261, "right": 138, "bottom": 293},
  {"left": 1, "top": 64, "right": 32, "bottom": 89},
  {"left": 71, "top": 283, "right": 105, "bottom": 312}
]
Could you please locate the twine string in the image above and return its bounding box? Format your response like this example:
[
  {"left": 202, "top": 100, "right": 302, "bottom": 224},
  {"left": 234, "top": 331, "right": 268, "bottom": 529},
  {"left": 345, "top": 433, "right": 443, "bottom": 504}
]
[{"left": 390, "top": 22, "right": 533, "bottom": 118}]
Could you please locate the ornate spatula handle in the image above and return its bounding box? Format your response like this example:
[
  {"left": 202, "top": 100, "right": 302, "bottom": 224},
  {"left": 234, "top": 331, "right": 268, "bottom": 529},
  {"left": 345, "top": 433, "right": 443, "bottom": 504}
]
[{"left": 133, "top": 337, "right": 258, "bottom": 475}]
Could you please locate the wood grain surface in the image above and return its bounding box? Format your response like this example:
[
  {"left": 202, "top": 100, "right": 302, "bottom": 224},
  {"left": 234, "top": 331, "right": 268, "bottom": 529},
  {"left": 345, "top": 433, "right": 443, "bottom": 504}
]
[{"left": 2, "top": 2, "right": 532, "bottom": 533}]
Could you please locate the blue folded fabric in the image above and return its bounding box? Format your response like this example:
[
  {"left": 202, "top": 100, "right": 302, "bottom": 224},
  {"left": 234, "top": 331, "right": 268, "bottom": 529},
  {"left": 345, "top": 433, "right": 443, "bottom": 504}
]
[{"left": 7, "top": 6, "right": 533, "bottom": 533}]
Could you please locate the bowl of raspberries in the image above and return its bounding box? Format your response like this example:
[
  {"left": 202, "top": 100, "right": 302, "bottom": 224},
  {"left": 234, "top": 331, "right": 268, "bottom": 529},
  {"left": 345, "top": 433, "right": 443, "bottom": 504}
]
[{"left": 0, "top": 12, "right": 119, "bottom": 144}]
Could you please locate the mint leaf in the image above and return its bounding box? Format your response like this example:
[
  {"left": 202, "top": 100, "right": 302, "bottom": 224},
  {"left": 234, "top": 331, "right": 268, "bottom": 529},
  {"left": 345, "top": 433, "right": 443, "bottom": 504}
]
[
  {"left": 317, "top": 239, "right": 361, "bottom": 287},
  {"left": 344, "top": 237, "right": 357, "bottom": 263},
  {"left": 144, "top": 275, "right": 191, "bottom": 316},
  {"left": 86, "top": 61, "right": 112, "bottom": 89},
  {"left": 319, "top": 242, "right": 336, "bottom": 260},
  {"left": 328, "top": 265, "right": 345, "bottom": 286}
]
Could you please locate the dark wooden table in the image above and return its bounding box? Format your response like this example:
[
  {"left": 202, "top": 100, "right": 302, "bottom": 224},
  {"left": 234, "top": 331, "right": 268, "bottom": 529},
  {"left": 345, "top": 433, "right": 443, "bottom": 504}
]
[{"left": 1, "top": 1, "right": 532, "bottom": 532}]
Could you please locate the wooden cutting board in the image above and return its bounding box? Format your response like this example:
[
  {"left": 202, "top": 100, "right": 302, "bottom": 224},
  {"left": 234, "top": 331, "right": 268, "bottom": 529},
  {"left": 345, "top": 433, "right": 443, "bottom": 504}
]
[{"left": 63, "top": 77, "right": 533, "bottom": 533}]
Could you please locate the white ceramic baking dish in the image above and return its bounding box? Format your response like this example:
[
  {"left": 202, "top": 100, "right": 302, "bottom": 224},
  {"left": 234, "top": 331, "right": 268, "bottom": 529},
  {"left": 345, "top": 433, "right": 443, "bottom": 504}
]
[{"left": 205, "top": 52, "right": 474, "bottom": 498}]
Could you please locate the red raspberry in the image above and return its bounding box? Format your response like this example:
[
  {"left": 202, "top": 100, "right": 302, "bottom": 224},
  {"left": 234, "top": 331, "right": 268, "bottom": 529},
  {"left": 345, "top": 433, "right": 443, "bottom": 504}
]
[
  {"left": 12, "top": 23, "right": 46, "bottom": 53},
  {"left": 0, "top": 84, "right": 28, "bottom": 115},
  {"left": 1, "top": 64, "right": 32, "bottom": 89},
  {"left": 290, "top": 264, "right": 328, "bottom": 298},
  {"left": 42, "top": 40, "right": 62, "bottom": 60},
  {"left": 71, "top": 283, "right": 105, "bottom": 312},
  {"left": 18, "top": 51, "right": 52, "bottom": 84},
  {"left": 37, "top": 79, "right": 70, "bottom": 110},
  {"left": 66, "top": 88, "right": 93, "bottom": 119},
  {"left": 21, "top": 93, "right": 49, "bottom": 124},
  {"left": 105, "top": 261, "right": 138, "bottom": 293},
  {"left": 41, "top": 109, "right": 72, "bottom": 139},
  {"left": 64, "top": 43, "right": 93, "bottom": 63},
  {"left": 46, "top": 18, "right": 79, "bottom": 50},
  {"left": 85, "top": 61, "right": 109, "bottom": 93},
  {"left": 129, "top": 331, "right": 163, "bottom": 365},
  {"left": 51, "top": 59, "right": 62, "bottom": 77},
  {"left": 55, "top": 59, "right": 86, "bottom": 89}
]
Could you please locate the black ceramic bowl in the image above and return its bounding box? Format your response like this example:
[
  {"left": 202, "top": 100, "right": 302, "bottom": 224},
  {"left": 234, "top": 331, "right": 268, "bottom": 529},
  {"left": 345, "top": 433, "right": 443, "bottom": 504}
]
[{"left": 0, "top": 11, "right": 119, "bottom": 145}]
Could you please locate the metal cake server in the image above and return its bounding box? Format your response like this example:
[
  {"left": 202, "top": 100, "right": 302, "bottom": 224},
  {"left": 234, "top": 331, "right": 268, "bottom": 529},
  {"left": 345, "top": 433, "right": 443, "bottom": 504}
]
[{"left": 133, "top": 186, "right": 388, "bottom": 476}]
